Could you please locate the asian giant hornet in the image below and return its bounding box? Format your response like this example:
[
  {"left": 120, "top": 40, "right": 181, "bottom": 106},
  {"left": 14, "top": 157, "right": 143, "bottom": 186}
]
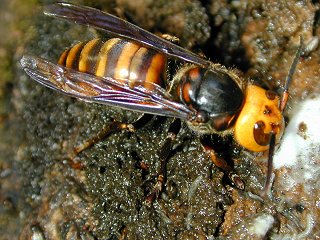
[{"left": 20, "top": 3, "right": 302, "bottom": 201}]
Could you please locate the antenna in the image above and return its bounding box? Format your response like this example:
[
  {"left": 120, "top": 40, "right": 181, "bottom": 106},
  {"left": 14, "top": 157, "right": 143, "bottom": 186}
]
[
  {"left": 264, "top": 37, "right": 304, "bottom": 193},
  {"left": 280, "top": 37, "right": 304, "bottom": 112}
]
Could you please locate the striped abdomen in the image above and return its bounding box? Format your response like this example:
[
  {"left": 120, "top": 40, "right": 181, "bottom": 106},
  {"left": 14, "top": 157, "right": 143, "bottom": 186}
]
[{"left": 58, "top": 38, "right": 167, "bottom": 88}]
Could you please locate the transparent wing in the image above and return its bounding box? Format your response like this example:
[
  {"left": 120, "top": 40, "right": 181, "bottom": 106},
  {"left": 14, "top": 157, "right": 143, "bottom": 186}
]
[
  {"left": 20, "top": 55, "right": 194, "bottom": 119},
  {"left": 44, "top": 3, "right": 211, "bottom": 67}
]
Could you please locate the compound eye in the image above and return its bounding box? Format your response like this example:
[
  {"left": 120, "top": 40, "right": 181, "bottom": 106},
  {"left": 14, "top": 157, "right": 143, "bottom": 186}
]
[{"left": 253, "top": 121, "right": 272, "bottom": 146}]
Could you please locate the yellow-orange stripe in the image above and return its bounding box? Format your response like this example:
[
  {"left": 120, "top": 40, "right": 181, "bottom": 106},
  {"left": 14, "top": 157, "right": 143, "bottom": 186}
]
[
  {"left": 128, "top": 47, "right": 147, "bottom": 88},
  {"left": 79, "top": 39, "right": 100, "bottom": 72},
  {"left": 145, "top": 53, "right": 166, "bottom": 85},
  {"left": 114, "top": 42, "right": 140, "bottom": 80},
  {"left": 95, "top": 38, "right": 121, "bottom": 77},
  {"left": 65, "top": 42, "right": 84, "bottom": 68},
  {"left": 58, "top": 49, "right": 69, "bottom": 65}
]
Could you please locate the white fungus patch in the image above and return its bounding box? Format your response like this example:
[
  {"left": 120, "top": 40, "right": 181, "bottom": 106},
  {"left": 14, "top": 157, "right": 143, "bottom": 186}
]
[
  {"left": 247, "top": 214, "right": 274, "bottom": 236},
  {"left": 273, "top": 96, "right": 320, "bottom": 183}
]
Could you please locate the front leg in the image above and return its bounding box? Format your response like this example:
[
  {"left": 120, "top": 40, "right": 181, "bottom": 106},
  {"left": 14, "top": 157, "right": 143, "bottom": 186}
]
[
  {"left": 145, "top": 118, "right": 181, "bottom": 205},
  {"left": 200, "top": 137, "right": 245, "bottom": 190}
]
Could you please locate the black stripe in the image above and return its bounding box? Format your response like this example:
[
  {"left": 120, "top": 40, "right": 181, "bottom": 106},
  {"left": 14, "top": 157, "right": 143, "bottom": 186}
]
[
  {"left": 85, "top": 39, "right": 104, "bottom": 75},
  {"left": 58, "top": 49, "right": 70, "bottom": 66},
  {"left": 104, "top": 39, "right": 128, "bottom": 78},
  {"left": 134, "top": 48, "right": 157, "bottom": 83},
  {"left": 71, "top": 42, "right": 85, "bottom": 70}
]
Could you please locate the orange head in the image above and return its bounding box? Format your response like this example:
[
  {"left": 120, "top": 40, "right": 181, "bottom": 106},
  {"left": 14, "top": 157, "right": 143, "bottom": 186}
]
[{"left": 234, "top": 85, "right": 284, "bottom": 152}]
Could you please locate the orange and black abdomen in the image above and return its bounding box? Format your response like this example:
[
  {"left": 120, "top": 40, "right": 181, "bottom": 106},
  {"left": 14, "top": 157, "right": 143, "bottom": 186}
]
[{"left": 58, "top": 38, "right": 167, "bottom": 88}]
